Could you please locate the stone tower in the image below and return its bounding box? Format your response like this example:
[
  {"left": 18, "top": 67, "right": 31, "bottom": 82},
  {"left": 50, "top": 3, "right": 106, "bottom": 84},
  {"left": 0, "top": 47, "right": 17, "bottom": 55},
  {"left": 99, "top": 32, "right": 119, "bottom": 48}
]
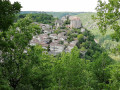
[{"left": 69, "top": 16, "right": 82, "bottom": 29}]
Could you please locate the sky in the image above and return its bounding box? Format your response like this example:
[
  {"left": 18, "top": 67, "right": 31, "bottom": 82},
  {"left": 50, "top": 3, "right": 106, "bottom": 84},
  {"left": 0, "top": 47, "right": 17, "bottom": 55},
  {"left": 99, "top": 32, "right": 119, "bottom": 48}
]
[{"left": 10, "top": 0, "right": 108, "bottom": 12}]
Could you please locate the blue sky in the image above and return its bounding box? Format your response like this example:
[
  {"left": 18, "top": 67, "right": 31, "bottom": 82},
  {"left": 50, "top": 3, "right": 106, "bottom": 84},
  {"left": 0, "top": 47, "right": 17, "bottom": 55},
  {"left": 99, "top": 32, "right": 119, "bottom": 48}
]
[{"left": 10, "top": 0, "right": 108, "bottom": 12}]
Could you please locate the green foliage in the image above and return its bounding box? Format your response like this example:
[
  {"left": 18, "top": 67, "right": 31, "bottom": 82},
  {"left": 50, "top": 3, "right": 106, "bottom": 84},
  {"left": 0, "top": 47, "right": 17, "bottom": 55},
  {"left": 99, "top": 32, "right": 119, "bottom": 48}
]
[
  {"left": 18, "top": 13, "right": 55, "bottom": 25},
  {"left": 92, "top": 0, "right": 120, "bottom": 60},
  {"left": 0, "top": 0, "right": 22, "bottom": 31},
  {"left": 0, "top": 0, "right": 22, "bottom": 50},
  {"left": 93, "top": 0, "right": 120, "bottom": 41},
  {"left": 77, "top": 2, "right": 120, "bottom": 89},
  {"left": 27, "top": 45, "right": 53, "bottom": 89},
  {"left": 54, "top": 29, "right": 61, "bottom": 34},
  {"left": 77, "top": 34, "right": 84, "bottom": 43},
  {"left": 59, "top": 41, "right": 64, "bottom": 44},
  {"left": 66, "top": 29, "right": 79, "bottom": 42},
  {"left": 77, "top": 12, "right": 120, "bottom": 60},
  {"left": 0, "top": 16, "right": 41, "bottom": 89},
  {"left": 0, "top": 68, "right": 11, "bottom": 90},
  {"left": 63, "top": 18, "right": 70, "bottom": 25},
  {"left": 92, "top": 53, "right": 112, "bottom": 89},
  {"left": 107, "top": 63, "right": 120, "bottom": 89},
  {"left": 76, "top": 29, "right": 103, "bottom": 60},
  {"left": 52, "top": 47, "right": 95, "bottom": 90}
]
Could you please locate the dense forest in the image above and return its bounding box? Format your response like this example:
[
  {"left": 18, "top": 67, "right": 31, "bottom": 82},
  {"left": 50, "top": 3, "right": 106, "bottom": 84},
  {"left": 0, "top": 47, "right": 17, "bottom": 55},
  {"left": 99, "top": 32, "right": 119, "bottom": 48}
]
[{"left": 0, "top": 0, "right": 120, "bottom": 90}]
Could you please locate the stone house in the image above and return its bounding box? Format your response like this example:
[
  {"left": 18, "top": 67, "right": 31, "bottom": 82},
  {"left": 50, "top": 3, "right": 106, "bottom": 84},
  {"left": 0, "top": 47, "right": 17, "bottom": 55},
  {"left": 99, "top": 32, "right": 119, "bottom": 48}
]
[
  {"left": 65, "top": 40, "right": 78, "bottom": 52},
  {"left": 58, "top": 32, "right": 66, "bottom": 37},
  {"left": 64, "top": 41, "right": 68, "bottom": 45},
  {"left": 55, "top": 20, "right": 63, "bottom": 29},
  {"left": 43, "top": 29, "right": 53, "bottom": 34},
  {"left": 30, "top": 34, "right": 50, "bottom": 47},
  {"left": 65, "top": 44, "right": 75, "bottom": 52},
  {"left": 50, "top": 42, "right": 65, "bottom": 55},
  {"left": 52, "top": 39, "right": 60, "bottom": 44},
  {"left": 66, "top": 25, "right": 71, "bottom": 28},
  {"left": 40, "top": 24, "right": 52, "bottom": 30},
  {"left": 40, "top": 24, "right": 53, "bottom": 34},
  {"left": 37, "top": 34, "right": 49, "bottom": 44},
  {"left": 70, "top": 40, "right": 78, "bottom": 45},
  {"left": 49, "top": 34, "right": 58, "bottom": 40},
  {"left": 40, "top": 43, "right": 49, "bottom": 49},
  {"left": 59, "top": 36, "right": 67, "bottom": 41},
  {"left": 58, "top": 32, "right": 67, "bottom": 41}
]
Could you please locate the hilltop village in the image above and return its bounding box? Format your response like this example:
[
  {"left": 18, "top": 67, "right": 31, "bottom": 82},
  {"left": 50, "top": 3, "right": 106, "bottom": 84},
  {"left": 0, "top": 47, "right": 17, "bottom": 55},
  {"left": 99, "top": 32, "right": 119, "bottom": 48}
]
[{"left": 30, "top": 15, "right": 87, "bottom": 55}]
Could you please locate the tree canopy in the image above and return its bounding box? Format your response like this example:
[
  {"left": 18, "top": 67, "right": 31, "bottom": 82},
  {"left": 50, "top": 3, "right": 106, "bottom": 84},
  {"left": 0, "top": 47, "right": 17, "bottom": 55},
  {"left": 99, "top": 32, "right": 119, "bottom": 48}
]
[
  {"left": 93, "top": 0, "right": 120, "bottom": 41},
  {"left": 0, "top": 0, "right": 22, "bottom": 31}
]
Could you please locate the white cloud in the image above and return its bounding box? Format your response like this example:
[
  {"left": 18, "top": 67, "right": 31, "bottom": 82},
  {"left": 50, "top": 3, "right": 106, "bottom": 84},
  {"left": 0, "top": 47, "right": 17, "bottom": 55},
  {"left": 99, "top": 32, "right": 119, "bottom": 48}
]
[{"left": 10, "top": 0, "right": 108, "bottom": 12}]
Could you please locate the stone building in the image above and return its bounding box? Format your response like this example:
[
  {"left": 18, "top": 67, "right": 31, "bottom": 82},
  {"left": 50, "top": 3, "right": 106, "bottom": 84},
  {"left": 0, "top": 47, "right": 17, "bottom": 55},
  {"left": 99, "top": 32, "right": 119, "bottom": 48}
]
[
  {"left": 49, "top": 42, "right": 65, "bottom": 55},
  {"left": 69, "top": 16, "right": 82, "bottom": 29},
  {"left": 65, "top": 40, "right": 78, "bottom": 52},
  {"left": 49, "top": 34, "right": 58, "bottom": 40},
  {"left": 58, "top": 32, "right": 67, "bottom": 41},
  {"left": 30, "top": 34, "right": 50, "bottom": 48},
  {"left": 55, "top": 20, "right": 63, "bottom": 29},
  {"left": 40, "top": 24, "right": 53, "bottom": 34},
  {"left": 40, "top": 24, "right": 52, "bottom": 30},
  {"left": 40, "top": 43, "right": 49, "bottom": 50},
  {"left": 43, "top": 29, "right": 53, "bottom": 34}
]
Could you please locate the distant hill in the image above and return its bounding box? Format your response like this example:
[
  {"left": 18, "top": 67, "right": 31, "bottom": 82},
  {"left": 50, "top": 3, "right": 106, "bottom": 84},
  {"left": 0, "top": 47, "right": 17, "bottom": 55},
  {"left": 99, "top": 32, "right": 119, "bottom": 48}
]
[
  {"left": 46, "top": 12, "right": 85, "bottom": 18},
  {"left": 20, "top": 11, "right": 45, "bottom": 14},
  {"left": 20, "top": 11, "right": 87, "bottom": 18}
]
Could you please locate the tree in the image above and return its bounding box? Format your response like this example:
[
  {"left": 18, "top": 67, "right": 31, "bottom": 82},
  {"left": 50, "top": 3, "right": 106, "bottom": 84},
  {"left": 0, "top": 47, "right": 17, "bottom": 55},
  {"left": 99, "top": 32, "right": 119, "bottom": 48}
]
[
  {"left": 93, "top": 1, "right": 120, "bottom": 89},
  {"left": 0, "top": 0, "right": 22, "bottom": 89},
  {"left": 93, "top": 0, "right": 120, "bottom": 41},
  {"left": 0, "top": 16, "right": 41, "bottom": 89},
  {"left": 52, "top": 47, "right": 95, "bottom": 89},
  {"left": 17, "top": 45, "right": 53, "bottom": 90},
  {"left": 0, "top": 0, "right": 22, "bottom": 51},
  {"left": 0, "top": 0, "right": 22, "bottom": 49},
  {"left": 29, "top": 13, "right": 55, "bottom": 25},
  {"left": 0, "top": 68, "right": 11, "bottom": 90},
  {"left": 0, "top": 0, "right": 22, "bottom": 31},
  {"left": 77, "top": 34, "right": 84, "bottom": 43},
  {"left": 92, "top": 52, "right": 112, "bottom": 89},
  {"left": 107, "top": 63, "right": 120, "bottom": 89}
]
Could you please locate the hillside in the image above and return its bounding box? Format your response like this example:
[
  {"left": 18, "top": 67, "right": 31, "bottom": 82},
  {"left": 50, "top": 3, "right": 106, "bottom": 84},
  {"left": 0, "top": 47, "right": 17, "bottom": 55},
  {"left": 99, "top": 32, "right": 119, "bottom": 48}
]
[
  {"left": 18, "top": 12, "right": 120, "bottom": 60},
  {"left": 20, "top": 11, "right": 83, "bottom": 18},
  {"left": 77, "top": 13, "right": 120, "bottom": 60}
]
